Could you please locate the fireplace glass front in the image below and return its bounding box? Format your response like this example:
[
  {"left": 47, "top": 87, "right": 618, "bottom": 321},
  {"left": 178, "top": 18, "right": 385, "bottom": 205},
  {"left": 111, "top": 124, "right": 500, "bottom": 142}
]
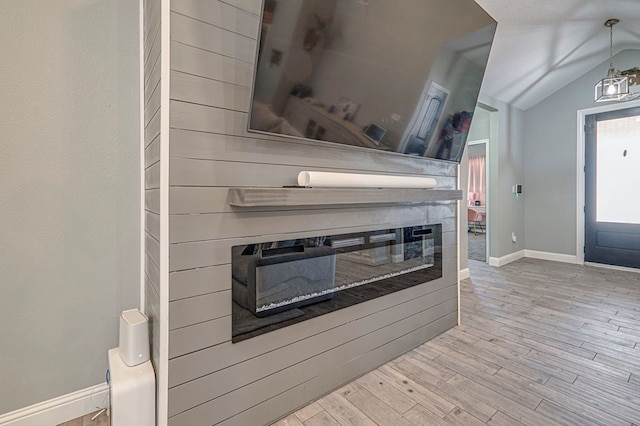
[{"left": 231, "top": 223, "right": 442, "bottom": 342}]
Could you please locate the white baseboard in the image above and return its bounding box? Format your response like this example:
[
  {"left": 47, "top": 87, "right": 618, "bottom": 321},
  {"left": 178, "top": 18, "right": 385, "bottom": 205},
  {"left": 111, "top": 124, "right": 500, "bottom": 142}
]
[
  {"left": 0, "top": 383, "right": 108, "bottom": 426},
  {"left": 488, "top": 250, "right": 525, "bottom": 267},
  {"left": 585, "top": 261, "right": 640, "bottom": 273},
  {"left": 487, "top": 249, "right": 579, "bottom": 268},
  {"left": 458, "top": 268, "right": 470, "bottom": 280},
  {"left": 524, "top": 250, "right": 577, "bottom": 264}
]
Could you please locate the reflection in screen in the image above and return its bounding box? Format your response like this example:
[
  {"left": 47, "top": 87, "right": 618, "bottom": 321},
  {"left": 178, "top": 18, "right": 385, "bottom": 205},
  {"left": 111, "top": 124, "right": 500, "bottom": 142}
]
[{"left": 248, "top": 0, "right": 496, "bottom": 163}]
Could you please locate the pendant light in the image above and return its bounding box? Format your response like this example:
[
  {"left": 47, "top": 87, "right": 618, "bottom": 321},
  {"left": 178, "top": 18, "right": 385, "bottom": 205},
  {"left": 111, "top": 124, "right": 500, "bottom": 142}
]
[{"left": 594, "top": 19, "right": 629, "bottom": 102}]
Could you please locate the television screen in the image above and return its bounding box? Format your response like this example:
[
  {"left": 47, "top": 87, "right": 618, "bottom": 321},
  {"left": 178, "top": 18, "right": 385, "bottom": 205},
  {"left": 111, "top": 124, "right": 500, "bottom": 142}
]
[{"left": 248, "top": 0, "right": 496, "bottom": 163}]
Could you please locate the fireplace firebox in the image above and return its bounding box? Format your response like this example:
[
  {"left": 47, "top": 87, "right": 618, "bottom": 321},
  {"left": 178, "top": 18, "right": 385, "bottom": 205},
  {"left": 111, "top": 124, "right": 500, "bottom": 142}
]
[{"left": 231, "top": 223, "right": 442, "bottom": 342}]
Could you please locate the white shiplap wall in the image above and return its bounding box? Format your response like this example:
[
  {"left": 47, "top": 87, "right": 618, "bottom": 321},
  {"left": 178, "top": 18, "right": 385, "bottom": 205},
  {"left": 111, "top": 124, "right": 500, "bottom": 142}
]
[{"left": 159, "top": 1, "right": 460, "bottom": 424}]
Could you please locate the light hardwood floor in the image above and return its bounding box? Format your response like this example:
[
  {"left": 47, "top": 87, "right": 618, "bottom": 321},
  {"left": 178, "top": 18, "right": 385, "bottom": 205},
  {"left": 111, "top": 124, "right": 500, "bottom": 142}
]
[
  {"left": 273, "top": 258, "right": 640, "bottom": 426},
  {"left": 61, "top": 258, "right": 640, "bottom": 425},
  {"left": 58, "top": 410, "right": 108, "bottom": 426}
]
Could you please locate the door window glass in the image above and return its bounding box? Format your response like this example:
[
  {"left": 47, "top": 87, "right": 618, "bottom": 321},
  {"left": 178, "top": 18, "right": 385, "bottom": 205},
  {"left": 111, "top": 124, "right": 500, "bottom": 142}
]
[{"left": 596, "top": 115, "right": 640, "bottom": 224}]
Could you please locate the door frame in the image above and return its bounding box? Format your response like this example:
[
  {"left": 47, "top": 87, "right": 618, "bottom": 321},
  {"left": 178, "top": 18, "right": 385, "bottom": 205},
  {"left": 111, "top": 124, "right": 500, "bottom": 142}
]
[
  {"left": 467, "top": 138, "right": 489, "bottom": 261},
  {"left": 575, "top": 99, "right": 640, "bottom": 265}
]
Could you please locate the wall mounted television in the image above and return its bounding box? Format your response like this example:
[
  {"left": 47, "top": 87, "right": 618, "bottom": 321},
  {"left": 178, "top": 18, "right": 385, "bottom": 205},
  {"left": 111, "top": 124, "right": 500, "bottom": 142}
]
[{"left": 248, "top": 0, "right": 496, "bottom": 163}]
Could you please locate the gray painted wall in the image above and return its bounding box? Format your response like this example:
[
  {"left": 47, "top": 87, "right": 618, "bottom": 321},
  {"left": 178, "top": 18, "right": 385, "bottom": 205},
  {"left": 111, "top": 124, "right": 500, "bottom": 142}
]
[
  {"left": 477, "top": 94, "right": 526, "bottom": 260},
  {"left": 0, "top": 0, "right": 140, "bottom": 414},
  {"left": 523, "top": 49, "right": 639, "bottom": 255},
  {"left": 468, "top": 107, "right": 490, "bottom": 142},
  {"left": 459, "top": 97, "right": 525, "bottom": 269},
  {"left": 467, "top": 143, "right": 487, "bottom": 157}
]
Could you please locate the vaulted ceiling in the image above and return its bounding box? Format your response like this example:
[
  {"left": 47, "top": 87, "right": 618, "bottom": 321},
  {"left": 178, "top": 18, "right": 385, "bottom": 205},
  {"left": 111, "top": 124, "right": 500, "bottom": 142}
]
[{"left": 475, "top": 0, "right": 640, "bottom": 110}]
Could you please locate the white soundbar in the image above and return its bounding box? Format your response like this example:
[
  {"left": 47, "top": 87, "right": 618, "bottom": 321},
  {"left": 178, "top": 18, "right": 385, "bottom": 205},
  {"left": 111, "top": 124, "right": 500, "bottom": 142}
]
[{"left": 297, "top": 171, "right": 437, "bottom": 189}]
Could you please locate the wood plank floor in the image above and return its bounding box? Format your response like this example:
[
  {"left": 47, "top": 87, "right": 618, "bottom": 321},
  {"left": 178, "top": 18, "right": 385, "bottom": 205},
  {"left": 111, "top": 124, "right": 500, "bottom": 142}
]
[
  {"left": 273, "top": 258, "right": 640, "bottom": 426},
  {"left": 58, "top": 410, "right": 108, "bottom": 426}
]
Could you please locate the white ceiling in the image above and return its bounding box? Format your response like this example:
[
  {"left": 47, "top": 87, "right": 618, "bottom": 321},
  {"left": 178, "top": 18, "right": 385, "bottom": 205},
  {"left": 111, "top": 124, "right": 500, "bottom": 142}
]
[{"left": 475, "top": 0, "right": 640, "bottom": 110}]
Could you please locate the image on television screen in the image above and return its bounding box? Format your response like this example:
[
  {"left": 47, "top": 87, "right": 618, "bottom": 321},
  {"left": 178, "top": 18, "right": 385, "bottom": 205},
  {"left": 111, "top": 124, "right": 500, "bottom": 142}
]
[{"left": 248, "top": 0, "right": 496, "bottom": 163}]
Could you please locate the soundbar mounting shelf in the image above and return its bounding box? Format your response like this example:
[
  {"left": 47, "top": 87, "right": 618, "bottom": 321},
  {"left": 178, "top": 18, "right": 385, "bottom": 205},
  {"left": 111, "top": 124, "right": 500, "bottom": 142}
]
[{"left": 228, "top": 187, "right": 462, "bottom": 208}]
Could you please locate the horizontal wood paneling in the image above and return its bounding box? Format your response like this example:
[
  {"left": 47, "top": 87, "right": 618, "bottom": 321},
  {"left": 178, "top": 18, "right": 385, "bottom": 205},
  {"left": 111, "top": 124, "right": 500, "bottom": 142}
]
[
  {"left": 427, "top": 202, "right": 457, "bottom": 221},
  {"left": 164, "top": 2, "right": 460, "bottom": 423},
  {"left": 146, "top": 188, "right": 160, "bottom": 214},
  {"left": 169, "top": 187, "right": 230, "bottom": 214},
  {"left": 145, "top": 61, "right": 161, "bottom": 110},
  {"left": 170, "top": 42, "right": 253, "bottom": 86},
  {"left": 145, "top": 251, "right": 160, "bottom": 298},
  {"left": 169, "top": 256, "right": 457, "bottom": 357},
  {"left": 145, "top": 277, "right": 161, "bottom": 369},
  {"left": 170, "top": 100, "right": 247, "bottom": 135},
  {"left": 168, "top": 129, "right": 457, "bottom": 177},
  {"left": 144, "top": 0, "right": 163, "bottom": 416},
  {"left": 169, "top": 288, "right": 455, "bottom": 416},
  {"left": 145, "top": 161, "right": 161, "bottom": 189},
  {"left": 169, "top": 290, "right": 231, "bottom": 330},
  {"left": 169, "top": 157, "right": 456, "bottom": 189},
  {"left": 169, "top": 316, "right": 230, "bottom": 359},
  {"left": 145, "top": 109, "right": 161, "bottom": 148},
  {"left": 144, "top": 26, "right": 160, "bottom": 82},
  {"left": 168, "top": 296, "right": 457, "bottom": 423},
  {"left": 223, "top": 312, "right": 458, "bottom": 426},
  {"left": 144, "top": 0, "right": 160, "bottom": 58},
  {"left": 171, "top": 285, "right": 457, "bottom": 406},
  {"left": 170, "top": 212, "right": 456, "bottom": 245},
  {"left": 170, "top": 12, "right": 256, "bottom": 63},
  {"left": 145, "top": 234, "right": 161, "bottom": 296},
  {"left": 169, "top": 278, "right": 455, "bottom": 364},
  {"left": 168, "top": 102, "right": 461, "bottom": 177},
  {"left": 144, "top": 3, "right": 161, "bottom": 108},
  {"left": 170, "top": 71, "right": 250, "bottom": 112},
  {"left": 145, "top": 137, "right": 160, "bottom": 168},
  {"left": 220, "top": 0, "right": 262, "bottom": 15},
  {"left": 145, "top": 231, "right": 160, "bottom": 275},
  {"left": 442, "top": 242, "right": 458, "bottom": 261},
  {"left": 442, "top": 228, "right": 456, "bottom": 247},
  {"left": 171, "top": 0, "right": 260, "bottom": 38},
  {"left": 145, "top": 77, "right": 161, "bottom": 125},
  {"left": 169, "top": 264, "right": 231, "bottom": 301},
  {"left": 169, "top": 206, "right": 440, "bottom": 243},
  {"left": 145, "top": 211, "right": 160, "bottom": 241},
  {"left": 170, "top": 239, "right": 230, "bottom": 272},
  {"left": 168, "top": 259, "right": 458, "bottom": 388}
]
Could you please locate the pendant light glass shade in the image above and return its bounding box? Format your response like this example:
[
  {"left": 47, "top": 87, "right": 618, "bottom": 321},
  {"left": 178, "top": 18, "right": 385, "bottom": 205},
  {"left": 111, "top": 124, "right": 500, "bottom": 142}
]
[
  {"left": 594, "top": 19, "right": 629, "bottom": 102},
  {"left": 595, "top": 68, "right": 629, "bottom": 102}
]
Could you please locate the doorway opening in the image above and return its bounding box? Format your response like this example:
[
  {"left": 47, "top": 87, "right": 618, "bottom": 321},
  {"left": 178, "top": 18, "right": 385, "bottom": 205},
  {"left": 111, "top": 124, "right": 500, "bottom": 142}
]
[{"left": 466, "top": 105, "right": 492, "bottom": 263}]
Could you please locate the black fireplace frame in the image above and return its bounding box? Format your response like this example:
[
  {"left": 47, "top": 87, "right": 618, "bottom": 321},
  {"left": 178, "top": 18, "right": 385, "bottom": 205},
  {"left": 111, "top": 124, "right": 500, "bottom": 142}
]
[{"left": 231, "top": 223, "right": 443, "bottom": 342}]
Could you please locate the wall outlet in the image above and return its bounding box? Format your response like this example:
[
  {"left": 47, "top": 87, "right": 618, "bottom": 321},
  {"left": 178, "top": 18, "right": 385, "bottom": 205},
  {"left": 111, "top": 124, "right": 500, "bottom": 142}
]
[{"left": 512, "top": 232, "right": 517, "bottom": 243}]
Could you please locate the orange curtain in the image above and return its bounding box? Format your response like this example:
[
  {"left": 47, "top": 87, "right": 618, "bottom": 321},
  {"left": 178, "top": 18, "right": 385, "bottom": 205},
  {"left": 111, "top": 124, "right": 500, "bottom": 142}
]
[{"left": 468, "top": 154, "right": 486, "bottom": 206}]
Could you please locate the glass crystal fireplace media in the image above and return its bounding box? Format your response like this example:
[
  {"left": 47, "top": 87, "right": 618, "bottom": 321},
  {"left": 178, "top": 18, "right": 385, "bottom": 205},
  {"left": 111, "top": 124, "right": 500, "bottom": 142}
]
[{"left": 231, "top": 224, "right": 442, "bottom": 342}]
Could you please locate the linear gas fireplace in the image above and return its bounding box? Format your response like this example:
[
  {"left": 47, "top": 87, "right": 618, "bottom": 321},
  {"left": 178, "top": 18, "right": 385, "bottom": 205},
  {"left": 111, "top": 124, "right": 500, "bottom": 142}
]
[{"left": 231, "top": 224, "right": 442, "bottom": 342}]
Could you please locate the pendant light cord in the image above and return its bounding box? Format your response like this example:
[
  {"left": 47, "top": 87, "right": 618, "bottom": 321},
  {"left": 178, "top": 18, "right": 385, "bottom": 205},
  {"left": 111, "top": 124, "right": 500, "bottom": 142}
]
[{"left": 609, "top": 23, "right": 614, "bottom": 69}]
